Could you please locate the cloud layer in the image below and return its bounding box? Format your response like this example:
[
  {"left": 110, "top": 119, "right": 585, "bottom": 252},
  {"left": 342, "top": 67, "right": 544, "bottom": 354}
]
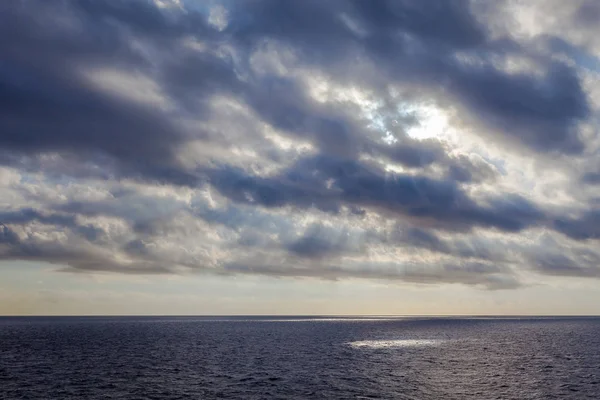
[{"left": 2, "top": 0, "right": 600, "bottom": 289}]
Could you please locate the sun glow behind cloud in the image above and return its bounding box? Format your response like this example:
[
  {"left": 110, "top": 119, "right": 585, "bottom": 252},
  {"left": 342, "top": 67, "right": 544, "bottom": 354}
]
[{"left": 403, "top": 104, "right": 455, "bottom": 142}]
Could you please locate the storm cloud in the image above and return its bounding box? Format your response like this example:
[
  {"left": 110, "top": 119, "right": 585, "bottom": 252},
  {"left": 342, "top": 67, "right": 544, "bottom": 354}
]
[{"left": 1, "top": 0, "right": 600, "bottom": 289}]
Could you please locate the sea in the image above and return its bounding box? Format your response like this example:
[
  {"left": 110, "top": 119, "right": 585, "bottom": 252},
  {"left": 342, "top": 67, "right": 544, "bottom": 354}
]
[{"left": 1, "top": 316, "right": 600, "bottom": 399}]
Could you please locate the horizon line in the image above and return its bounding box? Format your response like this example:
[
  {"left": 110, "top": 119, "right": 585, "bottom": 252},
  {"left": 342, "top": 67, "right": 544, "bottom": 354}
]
[{"left": 2, "top": 314, "right": 600, "bottom": 318}]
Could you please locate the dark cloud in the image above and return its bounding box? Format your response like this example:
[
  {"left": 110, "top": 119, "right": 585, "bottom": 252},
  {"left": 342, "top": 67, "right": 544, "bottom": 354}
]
[
  {"left": 209, "top": 155, "right": 545, "bottom": 233},
  {"left": 0, "top": 224, "right": 20, "bottom": 246},
  {"left": 1, "top": 0, "right": 588, "bottom": 184},
  {"left": 0, "top": 0, "right": 598, "bottom": 289},
  {"left": 373, "top": 139, "right": 449, "bottom": 169},
  {"left": 528, "top": 249, "right": 600, "bottom": 278},
  {"left": 554, "top": 211, "right": 600, "bottom": 240},
  {"left": 0, "top": 208, "right": 104, "bottom": 242},
  {"left": 360, "top": 1, "right": 470, "bottom": 36},
  {"left": 530, "top": 252, "right": 586, "bottom": 276},
  {"left": 231, "top": 0, "right": 590, "bottom": 155},
  {"left": 55, "top": 193, "right": 186, "bottom": 225},
  {"left": 574, "top": 1, "right": 600, "bottom": 27},
  {"left": 451, "top": 61, "right": 588, "bottom": 153},
  {"left": 391, "top": 226, "right": 511, "bottom": 263},
  {"left": 0, "top": 0, "right": 220, "bottom": 185},
  {"left": 0, "top": 208, "right": 77, "bottom": 228},
  {"left": 394, "top": 227, "right": 451, "bottom": 254},
  {"left": 286, "top": 224, "right": 364, "bottom": 259},
  {"left": 231, "top": 74, "right": 454, "bottom": 169},
  {"left": 446, "top": 154, "right": 498, "bottom": 183},
  {"left": 582, "top": 172, "right": 600, "bottom": 185},
  {"left": 287, "top": 235, "right": 341, "bottom": 259},
  {"left": 0, "top": 60, "right": 177, "bottom": 158},
  {"left": 0, "top": 0, "right": 590, "bottom": 176},
  {"left": 0, "top": 207, "right": 181, "bottom": 275}
]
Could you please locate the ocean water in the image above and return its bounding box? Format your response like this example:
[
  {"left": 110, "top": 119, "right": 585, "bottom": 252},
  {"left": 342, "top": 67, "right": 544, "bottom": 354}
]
[{"left": 2, "top": 316, "right": 600, "bottom": 399}]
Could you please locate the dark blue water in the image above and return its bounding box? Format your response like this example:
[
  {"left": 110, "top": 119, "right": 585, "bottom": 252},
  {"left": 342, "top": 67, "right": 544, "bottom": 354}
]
[{"left": 2, "top": 316, "right": 600, "bottom": 399}]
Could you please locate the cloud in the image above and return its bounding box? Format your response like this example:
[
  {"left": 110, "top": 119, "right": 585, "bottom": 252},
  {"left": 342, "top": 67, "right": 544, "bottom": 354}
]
[
  {"left": 230, "top": 0, "right": 590, "bottom": 154},
  {"left": 224, "top": 258, "right": 520, "bottom": 291},
  {"left": 1, "top": 0, "right": 600, "bottom": 290},
  {"left": 554, "top": 211, "right": 600, "bottom": 240},
  {"left": 209, "top": 155, "right": 545, "bottom": 233},
  {"left": 525, "top": 234, "right": 600, "bottom": 278}
]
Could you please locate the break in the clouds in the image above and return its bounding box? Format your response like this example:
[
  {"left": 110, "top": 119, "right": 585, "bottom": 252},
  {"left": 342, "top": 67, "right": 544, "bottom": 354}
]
[{"left": 2, "top": 0, "right": 600, "bottom": 291}]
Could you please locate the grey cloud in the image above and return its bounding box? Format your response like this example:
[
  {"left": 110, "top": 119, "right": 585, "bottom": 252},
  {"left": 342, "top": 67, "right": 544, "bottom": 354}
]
[
  {"left": 237, "top": 75, "right": 453, "bottom": 169},
  {"left": 209, "top": 155, "right": 545, "bottom": 233},
  {"left": 0, "top": 0, "right": 220, "bottom": 185},
  {"left": 56, "top": 193, "right": 187, "bottom": 226},
  {"left": 0, "top": 0, "right": 591, "bottom": 185},
  {"left": 3, "top": 0, "right": 585, "bottom": 185},
  {"left": 582, "top": 172, "right": 600, "bottom": 185},
  {"left": 231, "top": 0, "right": 590, "bottom": 155},
  {"left": 286, "top": 223, "right": 366, "bottom": 259},
  {"left": 528, "top": 249, "right": 600, "bottom": 279},
  {"left": 224, "top": 258, "right": 520, "bottom": 290},
  {"left": 391, "top": 226, "right": 512, "bottom": 263},
  {"left": 0, "top": 208, "right": 77, "bottom": 228},
  {"left": 0, "top": 0, "right": 599, "bottom": 289},
  {"left": 372, "top": 139, "right": 449, "bottom": 169},
  {"left": 446, "top": 154, "right": 499, "bottom": 183},
  {"left": 395, "top": 227, "right": 451, "bottom": 254},
  {"left": 554, "top": 210, "right": 600, "bottom": 240},
  {"left": 0, "top": 224, "right": 20, "bottom": 245},
  {"left": 0, "top": 208, "right": 104, "bottom": 242}
]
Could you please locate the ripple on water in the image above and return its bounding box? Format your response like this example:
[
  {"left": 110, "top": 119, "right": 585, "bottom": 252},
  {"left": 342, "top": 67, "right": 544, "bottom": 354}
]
[{"left": 3, "top": 317, "right": 600, "bottom": 399}]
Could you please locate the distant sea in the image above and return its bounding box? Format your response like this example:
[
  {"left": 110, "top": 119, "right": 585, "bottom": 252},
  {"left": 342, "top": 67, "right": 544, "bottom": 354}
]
[{"left": 2, "top": 316, "right": 600, "bottom": 399}]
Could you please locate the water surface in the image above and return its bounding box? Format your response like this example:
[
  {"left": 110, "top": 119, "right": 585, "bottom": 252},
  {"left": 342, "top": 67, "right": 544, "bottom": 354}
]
[{"left": 2, "top": 316, "right": 600, "bottom": 399}]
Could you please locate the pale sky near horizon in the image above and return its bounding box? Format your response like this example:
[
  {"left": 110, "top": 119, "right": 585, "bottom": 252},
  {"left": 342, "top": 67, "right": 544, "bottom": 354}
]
[
  {"left": 3, "top": 259, "right": 600, "bottom": 316},
  {"left": 2, "top": 0, "right": 600, "bottom": 315}
]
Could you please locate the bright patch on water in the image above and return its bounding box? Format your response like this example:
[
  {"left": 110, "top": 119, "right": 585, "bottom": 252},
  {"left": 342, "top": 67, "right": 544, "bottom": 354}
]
[
  {"left": 347, "top": 339, "right": 444, "bottom": 349},
  {"left": 196, "top": 317, "right": 408, "bottom": 323}
]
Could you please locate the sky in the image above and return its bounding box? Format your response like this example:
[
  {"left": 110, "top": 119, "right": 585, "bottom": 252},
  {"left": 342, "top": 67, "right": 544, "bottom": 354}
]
[{"left": 2, "top": 0, "right": 600, "bottom": 315}]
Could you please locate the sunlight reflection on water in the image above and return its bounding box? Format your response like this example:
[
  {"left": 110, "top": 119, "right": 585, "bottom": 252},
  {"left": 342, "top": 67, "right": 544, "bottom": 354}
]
[{"left": 347, "top": 339, "right": 445, "bottom": 348}]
